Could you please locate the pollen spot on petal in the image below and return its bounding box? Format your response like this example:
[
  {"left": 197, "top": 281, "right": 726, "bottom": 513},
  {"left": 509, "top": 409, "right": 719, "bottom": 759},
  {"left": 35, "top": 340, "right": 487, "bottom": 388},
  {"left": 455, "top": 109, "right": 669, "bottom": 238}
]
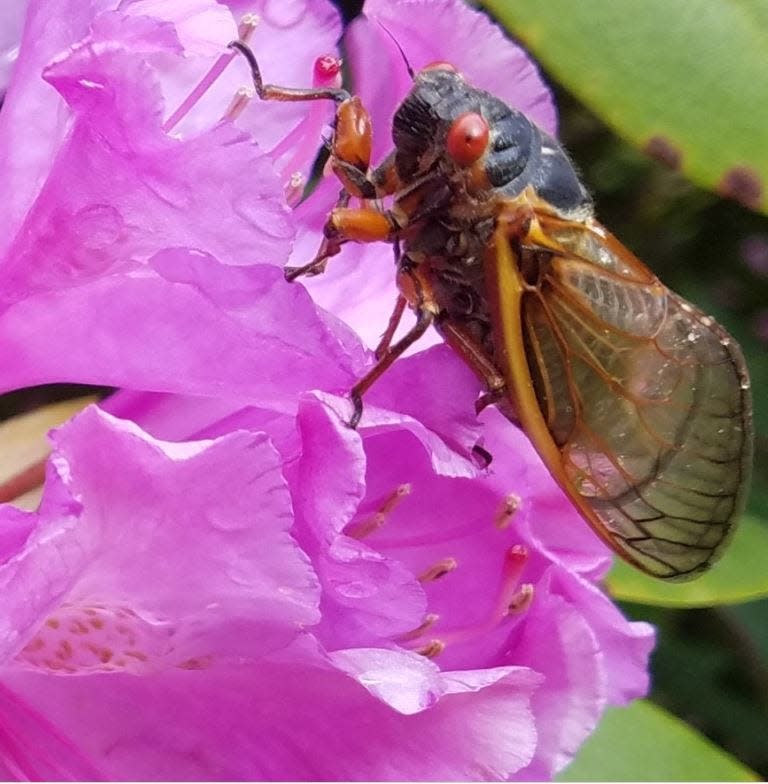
[
  {"left": 25, "top": 637, "right": 45, "bottom": 652},
  {"left": 56, "top": 640, "right": 73, "bottom": 660},
  {"left": 17, "top": 603, "right": 187, "bottom": 675}
]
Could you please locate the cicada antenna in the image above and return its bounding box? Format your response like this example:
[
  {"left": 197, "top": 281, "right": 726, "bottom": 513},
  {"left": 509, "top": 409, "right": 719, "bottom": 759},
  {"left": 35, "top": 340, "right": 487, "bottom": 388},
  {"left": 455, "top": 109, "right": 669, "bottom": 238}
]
[{"left": 376, "top": 22, "right": 415, "bottom": 80}]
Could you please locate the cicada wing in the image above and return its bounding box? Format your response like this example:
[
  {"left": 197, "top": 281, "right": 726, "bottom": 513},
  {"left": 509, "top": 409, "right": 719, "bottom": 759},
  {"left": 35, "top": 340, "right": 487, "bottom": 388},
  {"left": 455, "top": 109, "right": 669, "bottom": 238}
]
[{"left": 490, "top": 211, "right": 752, "bottom": 580}]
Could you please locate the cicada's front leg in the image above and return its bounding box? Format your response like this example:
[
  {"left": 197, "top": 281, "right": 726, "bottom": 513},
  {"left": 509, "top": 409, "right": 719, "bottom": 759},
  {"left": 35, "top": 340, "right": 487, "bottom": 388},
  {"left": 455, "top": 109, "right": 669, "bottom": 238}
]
[
  {"left": 230, "top": 40, "right": 405, "bottom": 278},
  {"left": 285, "top": 188, "right": 404, "bottom": 281},
  {"left": 231, "top": 39, "right": 430, "bottom": 427}
]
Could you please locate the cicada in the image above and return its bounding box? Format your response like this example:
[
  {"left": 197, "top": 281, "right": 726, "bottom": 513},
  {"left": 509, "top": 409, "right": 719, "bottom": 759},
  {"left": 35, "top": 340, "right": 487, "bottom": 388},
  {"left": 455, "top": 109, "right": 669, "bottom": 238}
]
[{"left": 231, "top": 42, "right": 753, "bottom": 581}]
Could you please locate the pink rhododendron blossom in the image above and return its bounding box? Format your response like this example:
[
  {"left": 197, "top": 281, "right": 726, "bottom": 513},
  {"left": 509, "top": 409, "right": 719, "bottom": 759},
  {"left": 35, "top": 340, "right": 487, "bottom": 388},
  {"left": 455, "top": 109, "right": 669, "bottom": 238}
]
[{"left": 0, "top": 0, "right": 654, "bottom": 779}]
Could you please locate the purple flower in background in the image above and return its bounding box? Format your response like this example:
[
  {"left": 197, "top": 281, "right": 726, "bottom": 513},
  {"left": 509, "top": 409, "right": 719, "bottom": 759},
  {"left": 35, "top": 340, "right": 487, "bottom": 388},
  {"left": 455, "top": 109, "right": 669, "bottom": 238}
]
[{"left": 0, "top": 0, "right": 654, "bottom": 779}]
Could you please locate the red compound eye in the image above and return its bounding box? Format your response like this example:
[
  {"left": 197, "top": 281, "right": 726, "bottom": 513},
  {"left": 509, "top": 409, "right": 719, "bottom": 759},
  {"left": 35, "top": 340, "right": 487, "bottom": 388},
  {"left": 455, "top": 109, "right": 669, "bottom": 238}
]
[{"left": 446, "top": 112, "right": 489, "bottom": 166}]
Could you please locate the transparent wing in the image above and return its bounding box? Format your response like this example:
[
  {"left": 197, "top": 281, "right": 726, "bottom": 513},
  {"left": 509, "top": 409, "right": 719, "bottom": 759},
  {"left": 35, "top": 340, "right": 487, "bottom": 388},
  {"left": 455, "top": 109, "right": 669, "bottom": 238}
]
[{"left": 491, "top": 208, "right": 753, "bottom": 580}]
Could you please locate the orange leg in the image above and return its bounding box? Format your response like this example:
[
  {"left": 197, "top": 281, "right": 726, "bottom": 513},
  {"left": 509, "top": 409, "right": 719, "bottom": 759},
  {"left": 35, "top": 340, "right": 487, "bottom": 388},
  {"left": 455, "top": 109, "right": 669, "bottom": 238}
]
[
  {"left": 285, "top": 203, "right": 401, "bottom": 282},
  {"left": 439, "top": 320, "right": 520, "bottom": 425},
  {"left": 231, "top": 39, "right": 403, "bottom": 203},
  {"left": 347, "top": 265, "right": 441, "bottom": 428},
  {"left": 348, "top": 306, "right": 436, "bottom": 429},
  {"left": 230, "top": 40, "right": 350, "bottom": 105},
  {"left": 375, "top": 294, "right": 408, "bottom": 360}
]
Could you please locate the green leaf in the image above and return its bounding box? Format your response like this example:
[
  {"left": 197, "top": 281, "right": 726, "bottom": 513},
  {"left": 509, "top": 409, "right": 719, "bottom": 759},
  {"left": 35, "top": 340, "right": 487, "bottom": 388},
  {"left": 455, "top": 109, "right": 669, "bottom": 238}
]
[
  {"left": 484, "top": 0, "right": 768, "bottom": 214},
  {"left": 607, "top": 515, "right": 768, "bottom": 607},
  {"left": 557, "top": 700, "right": 758, "bottom": 781}
]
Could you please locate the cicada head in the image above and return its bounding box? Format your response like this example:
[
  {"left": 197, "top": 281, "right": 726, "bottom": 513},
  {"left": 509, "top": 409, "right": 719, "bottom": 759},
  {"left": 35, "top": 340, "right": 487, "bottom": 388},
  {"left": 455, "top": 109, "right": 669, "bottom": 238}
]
[
  {"left": 392, "top": 65, "right": 592, "bottom": 217},
  {"left": 392, "top": 65, "right": 520, "bottom": 181}
]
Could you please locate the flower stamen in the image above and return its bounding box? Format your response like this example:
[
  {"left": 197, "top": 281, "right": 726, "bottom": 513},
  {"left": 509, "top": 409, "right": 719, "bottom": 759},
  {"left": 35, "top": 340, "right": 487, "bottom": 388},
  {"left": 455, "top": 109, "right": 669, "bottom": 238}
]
[
  {"left": 346, "top": 483, "right": 412, "bottom": 540},
  {"left": 396, "top": 613, "right": 440, "bottom": 642},
  {"left": 221, "top": 86, "right": 255, "bottom": 122},
  {"left": 494, "top": 493, "right": 521, "bottom": 529},
  {"left": 507, "top": 583, "right": 535, "bottom": 614},
  {"left": 237, "top": 13, "right": 261, "bottom": 38},
  {"left": 414, "top": 639, "right": 445, "bottom": 659},
  {"left": 267, "top": 54, "right": 343, "bottom": 182},
  {"left": 418, "top": 557, "right": 458, "bottom": 582},
  {"left": 489, "top": 545, "right": 529, "bottom": 621},
  {"left": 162, "top": 15, "right": 259, "bottom": 133},
  {"left": 284, "top": 171, "right": 307, "bottom": 206},
  {"left": 403, "top": 545, "right": 533, "bottom": 654}
]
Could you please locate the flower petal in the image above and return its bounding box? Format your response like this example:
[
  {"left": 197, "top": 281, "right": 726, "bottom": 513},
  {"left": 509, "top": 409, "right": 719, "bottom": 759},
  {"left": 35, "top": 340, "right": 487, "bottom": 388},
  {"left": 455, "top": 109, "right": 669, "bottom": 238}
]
[
  {"left": 292, "top": 394, "right": 427, "bottom": 646},
  {"left": 0, "top": 0, "right": 91, "bottom": 247},
  {"left": 0, "top": 682, "right": 104, "bottom": 780},
  {"left": 0, "top": 1, "right": 27, "bottom": 92},
  {"left": 0, "top": 406, "right": 319, "bottom": 672},
  {"left": 508, "top": 578, "right": 606, "bottom": 779},
  {"left": 1, "top": 40, "right": 291, "bottom": 298},
  {"left": 0, "top": 255, "right": 365, "bottom": 402},
  {"left": 3, "top": 640, "right": 541, "bottom": 780}
]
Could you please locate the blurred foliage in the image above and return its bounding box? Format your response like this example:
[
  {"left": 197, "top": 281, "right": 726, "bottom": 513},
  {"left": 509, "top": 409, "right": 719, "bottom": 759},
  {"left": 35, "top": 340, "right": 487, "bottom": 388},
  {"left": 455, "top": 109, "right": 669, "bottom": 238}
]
[
  {"left": 484, "top": 0, "right": 768, "bottom": 216},
  {"left": 557, "top": 700, "right": 757, "bottom": 782}
]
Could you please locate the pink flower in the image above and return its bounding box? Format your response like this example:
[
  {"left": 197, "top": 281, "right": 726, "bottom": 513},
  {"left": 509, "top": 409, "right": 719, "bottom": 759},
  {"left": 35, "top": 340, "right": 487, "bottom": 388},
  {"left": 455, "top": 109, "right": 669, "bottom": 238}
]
[
  {"left": 0, "top": 0, "right": 654, "bottom": 779},
  {"left": 0, "top": 2, "right": 27, "bottom": 95}
]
